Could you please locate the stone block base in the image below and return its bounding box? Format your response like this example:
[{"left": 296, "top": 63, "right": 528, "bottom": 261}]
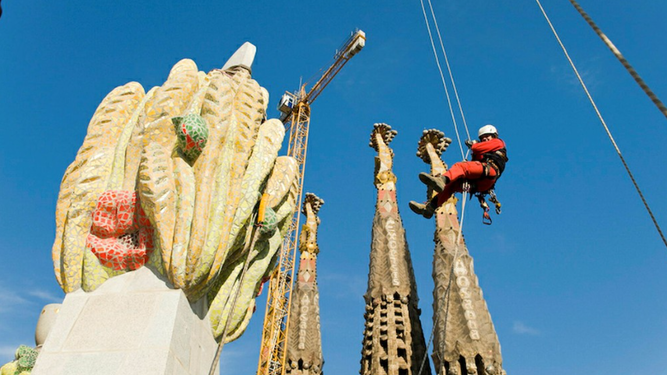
[{"left": 32, "top": 267, "right": 219, "bottom": 375}]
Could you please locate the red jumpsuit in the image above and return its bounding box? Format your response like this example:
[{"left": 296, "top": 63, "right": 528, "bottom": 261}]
[{"left": 435, "top": 138, "right": 506, "bottom": 206}]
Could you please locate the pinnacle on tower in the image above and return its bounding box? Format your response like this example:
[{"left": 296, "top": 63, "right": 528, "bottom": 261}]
[
  {"left": 360, "top": 123, "right": 431, "bottom": 375},
  {"left": 417, "top": 130, "right": 505, "bottom": 375},
  {"left": 286, "top": 193, "right": 326, "bottom": 375}
]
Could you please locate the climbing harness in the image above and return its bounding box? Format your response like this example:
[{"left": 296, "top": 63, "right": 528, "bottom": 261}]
[
  {"left": 461, "top": 180, "right": 471, "bottom": 193},
  {"left": 476, "top": 190, "right": 501, "bottom": 225},
  {"left": 536, "top": 0, "right": 667, "bottom": 249},
  {"left": 483, "top": 148, "right": 508, "bottom": 176}
]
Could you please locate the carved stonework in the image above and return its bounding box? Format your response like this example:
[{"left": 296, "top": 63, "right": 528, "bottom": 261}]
[
  {"left": 361, "top": 124, "right": 431, "bottom": 375},
  {"left": 418, "top": 130, "right": 504, "bottom": 375},
  {"left": 51, "top": 45, "right": 299, "bottom": 342},
  {"left": 286, "top": 193, "right": 325, "bottom": 375}
]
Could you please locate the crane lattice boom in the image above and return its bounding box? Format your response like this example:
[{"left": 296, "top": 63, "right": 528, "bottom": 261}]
[{"left": 256, "top": 29, "right": 365, "bottom": 375}]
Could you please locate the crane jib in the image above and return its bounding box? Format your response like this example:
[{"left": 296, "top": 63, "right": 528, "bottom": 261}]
[{"left": 258, "top": 29, "right": 366, "bottom": 375}]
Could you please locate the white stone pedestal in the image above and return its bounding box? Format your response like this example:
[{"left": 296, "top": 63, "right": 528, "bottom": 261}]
[{"left": 32, "top": 267, "right": 219, "bottom": 375}]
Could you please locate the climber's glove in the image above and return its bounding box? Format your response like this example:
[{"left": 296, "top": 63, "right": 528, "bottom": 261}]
[{"left": 464, "top": 139, "right": 477, "bottom": 148}]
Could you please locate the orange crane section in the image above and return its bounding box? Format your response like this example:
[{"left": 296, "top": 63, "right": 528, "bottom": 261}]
[{"left": 256, "top": 29, "right": 365, "bottom": 375}]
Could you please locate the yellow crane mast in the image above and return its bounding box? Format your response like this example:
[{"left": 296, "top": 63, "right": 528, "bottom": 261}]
[{"left": 256, "top": 29, "right": 366, "bottom": 375}]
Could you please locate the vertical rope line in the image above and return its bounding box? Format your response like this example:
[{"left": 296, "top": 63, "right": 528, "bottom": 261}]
[
  {"left": 419, "top": 0, "right": 466, "bottom": 159},
  {"left": 535, "top": 0, "right": 667, "bottom": 249},
  {"left": 426, "top": 0, "right": 472, "bottom": 142},
  {"left": 209, "top": 215, "right": 259, "bottom": 375},
  {"left": 567, "top": 0, "right": 667, "bottom": 122},
  {"left": 418, "top": 193, "right": 468, "bottom": 375}
]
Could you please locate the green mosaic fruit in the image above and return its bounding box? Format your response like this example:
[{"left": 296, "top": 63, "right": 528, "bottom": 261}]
[
  {"left": 172, "top": 114, "right": 209, "bottom": 161},
  {"left": 259, "top": 207, "right": 277, "bottom": 237},
  {"left": 17, "top": 351, "right": 36, "bottom": 369},
  {"left": 14, "top": 346, "right": 30, "bottom": 361},
  {"left": 15, "top": 345, "right": 37, "bottom": 371}
]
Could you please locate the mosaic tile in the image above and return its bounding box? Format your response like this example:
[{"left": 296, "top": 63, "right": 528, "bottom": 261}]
[
  {"left": 202, "top": 120, "right": 285, "bottom": 296},
  {"left": 52, "top": 57, "right": 297, "bottom": 342},
  {"left": 189, "top": 75, "right": 267, "bottom": 297},
  {"left": 173, "top": 114, "right": 209, "bottom": 163},
  {"left": 169, "top": 156, "right": 195, "bottom": 288},
  {"left": 208, "top": 213, "right": 287, "bottom": 341},
  {"left": 137, "top": 142, "right": 176, "bottom": 272},
  {"left": 107, "top": 88, "right": 157, "bottom": 191},
  {"left": 54, "top": 83, "right": 145, "bottom": 292},
  {"left": 86, "top": 190, "right": 154, "bottom": 271},
  {"left": 184, "top": 71, "right": 235, "bottom": 287},
  {"left": 265, "top": 157, "right": 299, "bottom": 209}
]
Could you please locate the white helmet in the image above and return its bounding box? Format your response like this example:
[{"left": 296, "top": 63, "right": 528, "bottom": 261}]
[{"left": 478, "top": 124, "right": 498, "bottom": 139}]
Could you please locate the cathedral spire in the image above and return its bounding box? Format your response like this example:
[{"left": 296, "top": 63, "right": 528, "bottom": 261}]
[
  {"left": 417, "top": 129, "right": 504, "bottom": 375},
  {"left": 286, "top": 193, "right": 325, "bottom": 375},
  {"left": 360, "top": 123, "right": 431, "bottom": 375}
]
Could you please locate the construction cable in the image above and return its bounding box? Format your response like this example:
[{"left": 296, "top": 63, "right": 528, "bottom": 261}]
[
  {"left": 208, "top": 213, "right": 260, "bottom": 375},
  {"left": 419, "top": 0, "right": 466, "bottom": 159},
  {"left": 417, "top": 2, "right": 478, "bottom": 371},
  {"left": 417, "top": 193, "right": 469, "bottom": 375},
  {"left": 535, "top": 0, "right": 667, "bottom": 249},
  {"left": 567, "top": 0, "right": 667, "bottom": 123},
  {"left": 425, "top": 0, "right": 473, "bottom": 143}
]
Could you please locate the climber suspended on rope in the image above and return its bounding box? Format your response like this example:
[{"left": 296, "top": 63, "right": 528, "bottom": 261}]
[{"left": 409, "top": 125, "right": 508, "bottom": 221}]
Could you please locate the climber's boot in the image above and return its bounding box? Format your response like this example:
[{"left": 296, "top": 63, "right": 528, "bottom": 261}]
[
  {"left": 419, "top": 172, "right": 449, "bottom": 193},
  {"left": 409, "top": 201, "right": 435, "bottom": 219}
]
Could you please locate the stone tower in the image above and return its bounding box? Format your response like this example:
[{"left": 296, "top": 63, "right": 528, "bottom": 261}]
[
  {"left": 360, "top": 123, "right": 431, "bottom": 375},
  {"left": 416, "top": 130, "right": 504, "bottom": 375},
  {"left": 286, "top": 193, "right": 326, "bottom": 375}
]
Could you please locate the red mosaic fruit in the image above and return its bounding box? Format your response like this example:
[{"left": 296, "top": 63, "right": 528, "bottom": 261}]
[{"left": 86, "top": 190, "right": 154, "bottom": 271}]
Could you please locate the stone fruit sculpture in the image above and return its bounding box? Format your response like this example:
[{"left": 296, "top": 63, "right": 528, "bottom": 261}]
[{"left": 51, "top": 44, "right": 298, "bottom": 341}]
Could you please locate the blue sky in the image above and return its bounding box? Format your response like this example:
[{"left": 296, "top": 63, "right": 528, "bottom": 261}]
[{"left": 1, "top": 1, "right": 667, "bottom": 374}]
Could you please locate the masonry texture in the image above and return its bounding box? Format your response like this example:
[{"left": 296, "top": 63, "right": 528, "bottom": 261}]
[
  {"left": 416, "top": 129, "right": 504, "bottom": 375},
  {"left": 286, "top": 193, "right": 325, "bottom": 375},
  {"left": 31, "top": 267, "right": 219, "bottom": 375},
  {"left": 360, "top": 124, "right": 431, "bottom": 375}
]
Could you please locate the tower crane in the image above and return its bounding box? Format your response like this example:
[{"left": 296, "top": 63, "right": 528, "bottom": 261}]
[{"left": 256, "top": 29, "right": 366, "bottom": 375}]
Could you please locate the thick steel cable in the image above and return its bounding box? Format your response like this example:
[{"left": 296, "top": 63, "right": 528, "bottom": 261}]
[
  {"left": 426, "top": 0, "right": 472, "bottom": 142},
  {"left": 567, "top": 0, "right": 667, "bottom": 122},
  {"left": 536, "top": 0, "right": 667, "bottom": 249},
  {"left": 419, "top": 0, "right": 465, "bottom": 159}
]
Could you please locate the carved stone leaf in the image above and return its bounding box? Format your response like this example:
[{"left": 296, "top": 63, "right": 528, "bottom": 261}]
[
  {"left": 123, "top": 59, "right": 199, "bottom": 191},
  {"left": 170, "top": 156, "right": 195, "bottom": 289},
  {"left": 208, "top": 222, "right": 283, "bottom": 342},
  {"left": 205, "top": 119, "right": 285, "bottom": 290},
  {"left": 137, "top": 142, "right": 176, "bottom": 272},
  {"left": 185, "top": 71, "right": 235, "bottom": 289},
  {"left": 265, "top": 156, "right": 299, "bottom": 209},
  {"left": 187, "top": 76, "right": 268, "bottom": 297},
  {"left": 56, "top": 82, "right": 144, "bottom": 292},
  {"left": 107, "top": 87, "right": 157, "bottom": 191}
]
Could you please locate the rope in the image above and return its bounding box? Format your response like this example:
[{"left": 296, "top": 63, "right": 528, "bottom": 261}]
[
  {"left": 208, "top": 214, "right": 261, "bottom": 375},
  {"left": 535, "top": 0, "right": 667, "bottom": 249},
  {"left": 415, "top": 3, "right": 478, "bottom": 372},
  {"left": 418, "top": 0, "right": 465, "bottom": 159},
  {"left": 567, "top": 0, "right": 667, "bottom": 123},
  {"left": 425, "top": 0, "right": 472, "bottom": 143},
  {"left": 417, "top": 193, "right": 469, "bottom": 375}
]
